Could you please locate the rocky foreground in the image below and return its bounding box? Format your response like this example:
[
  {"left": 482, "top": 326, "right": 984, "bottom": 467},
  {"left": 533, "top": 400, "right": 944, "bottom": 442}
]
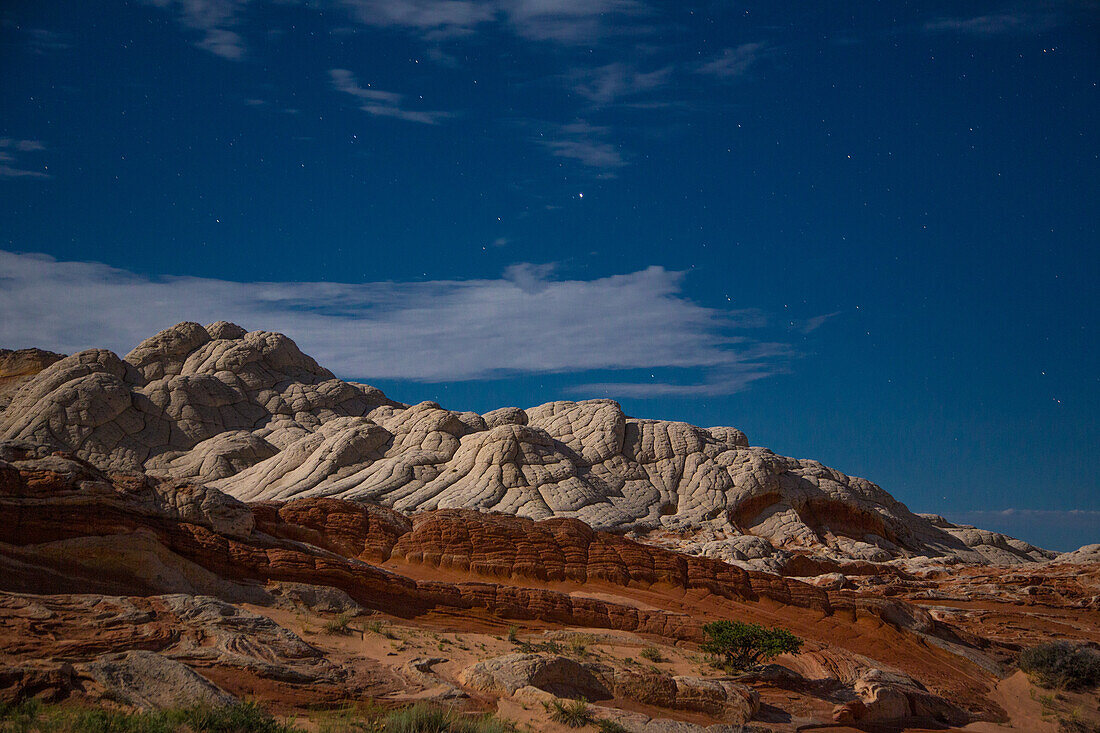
[{"left": 1, "top": 323, "right": 1098, "bottom": 731}]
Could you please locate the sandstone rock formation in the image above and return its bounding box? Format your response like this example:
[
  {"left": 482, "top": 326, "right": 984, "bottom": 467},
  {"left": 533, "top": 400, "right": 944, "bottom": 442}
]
[
  {"left": 461, "top": 652, "right": 760, "bottom": 725},
  {"left": 0, "top": 348, "right": 63, "bottom": 410},
  {"left": 2, "top": 446, "right": 1094, "bottom": 730},
  {"left": 0, "top": 322, "right": 1055, "bottom": 567},
  {"left": 79, "top": 650, "right": 238, "bottom": 711}
]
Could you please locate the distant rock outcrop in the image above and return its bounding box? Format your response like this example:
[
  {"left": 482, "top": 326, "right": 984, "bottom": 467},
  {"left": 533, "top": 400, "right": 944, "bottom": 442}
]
[
  {"left": 0, "top": 348, "right": 64, "bottom": 410},
  {"left": 0, "top": 321, "right": 1056, "bottom": 567}
]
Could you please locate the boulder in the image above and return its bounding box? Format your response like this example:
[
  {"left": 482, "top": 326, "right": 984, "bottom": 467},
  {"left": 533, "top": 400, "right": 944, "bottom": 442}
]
[{"left": 79, "top": 650, "right": 236, "bottom": 710}]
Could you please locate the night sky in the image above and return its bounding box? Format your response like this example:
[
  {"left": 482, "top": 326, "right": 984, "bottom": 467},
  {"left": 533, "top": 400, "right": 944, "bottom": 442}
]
[{"left": 1, "top": 1, "right": 1097, "bottom": 550}]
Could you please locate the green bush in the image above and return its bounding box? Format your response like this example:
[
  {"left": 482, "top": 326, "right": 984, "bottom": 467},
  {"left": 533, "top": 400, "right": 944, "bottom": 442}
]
[
  {"left": 1020, "top": 642, "right": 1100, "bottom": 691},
  {"left": 545, "top": 699, "right": 592, "bottom": 728},
  {"left": 382, "top": 704, "right": 513, "bottom": 733},
  {"left": 639, "top": 647, "right": 662, "bottom": 663},
  {"left": 700, "top": 621, "right": 802, "bottom": 673},
  {"left": 0, "top": 701, "right": 297, "bottom": 733},
  {"left": 323, "top": 612, "right": 357, "bottom": 635},
  {"left": 594, "top": 720, "right": 629, "bottom": 733}
]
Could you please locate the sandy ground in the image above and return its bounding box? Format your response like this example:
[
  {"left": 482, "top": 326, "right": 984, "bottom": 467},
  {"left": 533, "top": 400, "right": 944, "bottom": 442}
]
[{"left": 239, "top": 601, "right": 1098, "bottom": 733}]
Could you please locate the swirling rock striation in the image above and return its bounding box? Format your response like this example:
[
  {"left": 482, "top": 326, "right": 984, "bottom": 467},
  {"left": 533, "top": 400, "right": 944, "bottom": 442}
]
[{"left": 0, "top": 321, "right": 1054, "bottom": 567}]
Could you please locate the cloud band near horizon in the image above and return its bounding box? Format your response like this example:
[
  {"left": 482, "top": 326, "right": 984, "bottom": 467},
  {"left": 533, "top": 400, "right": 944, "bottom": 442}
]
[{"left": 0, "top": 250, "right": 796, "bottom": 394}]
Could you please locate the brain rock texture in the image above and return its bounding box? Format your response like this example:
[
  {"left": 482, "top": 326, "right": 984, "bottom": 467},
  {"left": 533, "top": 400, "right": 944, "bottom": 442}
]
[{"left": 0, "top": 322, "right": 1053, "bottom": 567}]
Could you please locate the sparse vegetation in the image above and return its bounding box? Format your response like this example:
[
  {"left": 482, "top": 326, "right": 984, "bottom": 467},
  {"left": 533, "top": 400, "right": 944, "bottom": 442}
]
[
  {"left": 323, "top": 611, "right": 357, "bottom": 635},
  {"left": 506, "top": 626, "right": 519, "bottom": 644},
  {"left": 382, "top": 703, "right": 514, "bottom": 733},
  {"left": 544, "top": 698, "right": 592, "bottom": 729},
  {"left": 0, "top": 701, "right": 299, "bottom": 733},
  {"left": 1058, "top": 718, "right": 1100, "bottom": 733},
  {"left": 700, "top": 620, "right": 803, "bottom": 673},
  {"left": 568, "top": 638, "right": 589, "bottom": 657},
  {"left": 517, "top": 639, "right": 562, "bottom": 655},
  {"left": 639, "top": 646, "right": 663, "bottom": 663},
  {"left": 594, "top": 719, "right": 630, "bottom": 733},
  {"left": 0, "top": 701, "right": 521, "bottom": 733},
  {"left": 1020, "top": 642, "right": 1100, "bottom": 691},
  {"left": 364, "top": 620, "right": 398, "bottom": 640}
]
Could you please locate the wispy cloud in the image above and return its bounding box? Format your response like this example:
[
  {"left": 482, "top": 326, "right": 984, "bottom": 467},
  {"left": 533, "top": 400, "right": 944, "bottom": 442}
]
[
  {"left": 0, "top": 249, "right": 791, "bottom": 393},
  {"left": 24, "top": 28, "right": 71, "bottom": 54},
  {"left": 500, "top": 0, "right": 647, "bottom": 43},
  {"left": 338, "top": 0, "right": 495, "bottom": 38},
  {"left": 0, "top": 139, "right": 50, "bottom": 179},
  {"left": 923, "top": 12, "right": 1037, "bottom": 35},
  {"left": 146, "top": 0, "right": 650, "bottom": 55},
  {"left": 697, "top": 42, "right": 769, "bottom": 80},
  {"left": 570, "top": 62, "right": 674, "bottom": 107},
  {"left": 797, "top": 311, "right": 841, "bottom": 335},
  {"left": 329, "top": 68, "right": 452, "bottom": 125},
  {"left": 537, "top": 122, "right": 626, "bottom": 169},
  {"left": 140, "top": 0, "right": 248, "bottom": 59}
]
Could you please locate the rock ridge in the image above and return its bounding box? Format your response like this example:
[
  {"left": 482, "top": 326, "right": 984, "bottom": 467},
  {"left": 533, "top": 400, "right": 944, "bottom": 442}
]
[{"left": 0, "top": 321, "right": 1056, "bottom": 567}]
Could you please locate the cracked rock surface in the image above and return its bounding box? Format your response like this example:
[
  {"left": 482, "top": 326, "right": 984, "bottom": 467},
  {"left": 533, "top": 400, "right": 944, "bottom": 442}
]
[{"left": 0, "top": 321, "right": 1056, "bottom": 567}]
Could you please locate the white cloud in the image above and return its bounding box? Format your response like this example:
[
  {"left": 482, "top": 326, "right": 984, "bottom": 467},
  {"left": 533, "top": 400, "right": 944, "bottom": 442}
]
[
  {"left": 538, "top": 122, "right": 626, "bottom": 169},
  {"left": 197, "top": 27, "right": 245, "bottom": 59},
  {"left": 338, "top": 0, "right": 495, "bottom": 37},
  {"left": 798, "top": 311, "right": 841, "bottom": 335},
  {"left": 24, "top": 28, "right": 71, "bottom": 54},
  {"left": 0, "top": 139, "right": 49, "bottom": 179},
  {"left": 500, "top": 0, "right": 646, "bottom": 42},
  {"left": 923, "top": 13, "right": 1030, "bottom": 35},
  {"left": 138, "top": 0, "right": 249, "bottom": 59},
  {"left": 571, "top": 62, "right": 674, "bottom": 107},
  {"left": 329, "top": 68, "right": 452, "bottom": 125},
  {"left": 0, "top": 249, "right": 788, "bottom": 392},
  {"left": 697, "top": 42, "right": 768, "bottom": 79}
]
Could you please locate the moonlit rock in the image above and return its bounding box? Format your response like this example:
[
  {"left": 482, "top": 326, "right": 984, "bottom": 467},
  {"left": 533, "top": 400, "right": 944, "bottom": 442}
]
[{"left": 0, "top": 321, "right": 1056, "bottom": 566}]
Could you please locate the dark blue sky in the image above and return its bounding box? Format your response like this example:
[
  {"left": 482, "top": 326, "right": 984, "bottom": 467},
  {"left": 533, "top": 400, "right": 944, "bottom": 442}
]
[{"left": 1, "top": 1, "right": 1097, "bottom": 549}]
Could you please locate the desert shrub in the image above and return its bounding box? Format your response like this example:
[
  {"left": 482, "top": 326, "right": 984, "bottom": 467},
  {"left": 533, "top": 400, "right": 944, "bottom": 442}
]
[
  {"left": 700, "top": 621, "right": 803, "bottom": 673},
  {"left": 383, "top": 704, "right": 513, "bottom": 733},
  {"left": 594, "top": 720, "right": 630, "bottom": 733},
  {"left": 506, "top": 626, "right": 518, "bottom": 644},
  {"left": 639, "top": 646, "right": 663, "bottom": 663},
  {"left": 1059, "top": 716, "right": 1100, "bottom": 733},
  {"left": 323, "top": 612, "right": 357, "bottom": 635},
  {"left": 545, "top": 699, "right": 592, "bottom": 728},
  {"left": 1020, "top": 642, "right": 1100, "bottom": 691},
  {"left": 0, "top": 702, "right": 297, "bottom": 733},
  {"left": 172, "top": 703, "right": 297, "bottom": 733},
  {"left": 0, "top": 700, "right": 47, "bottom": 733}
]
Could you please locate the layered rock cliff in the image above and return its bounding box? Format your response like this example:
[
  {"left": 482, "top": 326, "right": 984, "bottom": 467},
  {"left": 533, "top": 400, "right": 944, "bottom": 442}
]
[{"left": 0, "top": 321, "right": 1054, "bottom": 568}]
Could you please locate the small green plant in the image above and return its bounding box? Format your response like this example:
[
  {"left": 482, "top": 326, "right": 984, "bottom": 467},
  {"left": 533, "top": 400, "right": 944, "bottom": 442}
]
[
  {"left": 1020, "top": 642, "right": 1100, "bottom": 691},
  {"left": 506, "top": 625, "right": 519, "bottom": 643},
  {"left": 0, "top": 701, "right": 299, "bottom": 733},
  {"left": 639, "top": 646, "right": 663, "bottom": 663},
  {"left": 383, "top": 703, "right": 514, "bottom": 733},
  {"left": 595, "top": 720, "right": 630, "bottom": 733},
  {"left": 364, "top": 619, "right": 398, "bottom": 639},
  {"left": 700, "top": 620, "right": 803, "bottom": 673},
  {"left": 1058, "top": 717, "right": 1100, "bottom": 733},
  {"left": 545, "top": 698, "right": 592, "bottom": 728},
  {"left": 568, "top": 639, "right": 589, "bottom": 657},
  {"left": 323, "top": 611, "right": 357, "bottom": 635}
]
